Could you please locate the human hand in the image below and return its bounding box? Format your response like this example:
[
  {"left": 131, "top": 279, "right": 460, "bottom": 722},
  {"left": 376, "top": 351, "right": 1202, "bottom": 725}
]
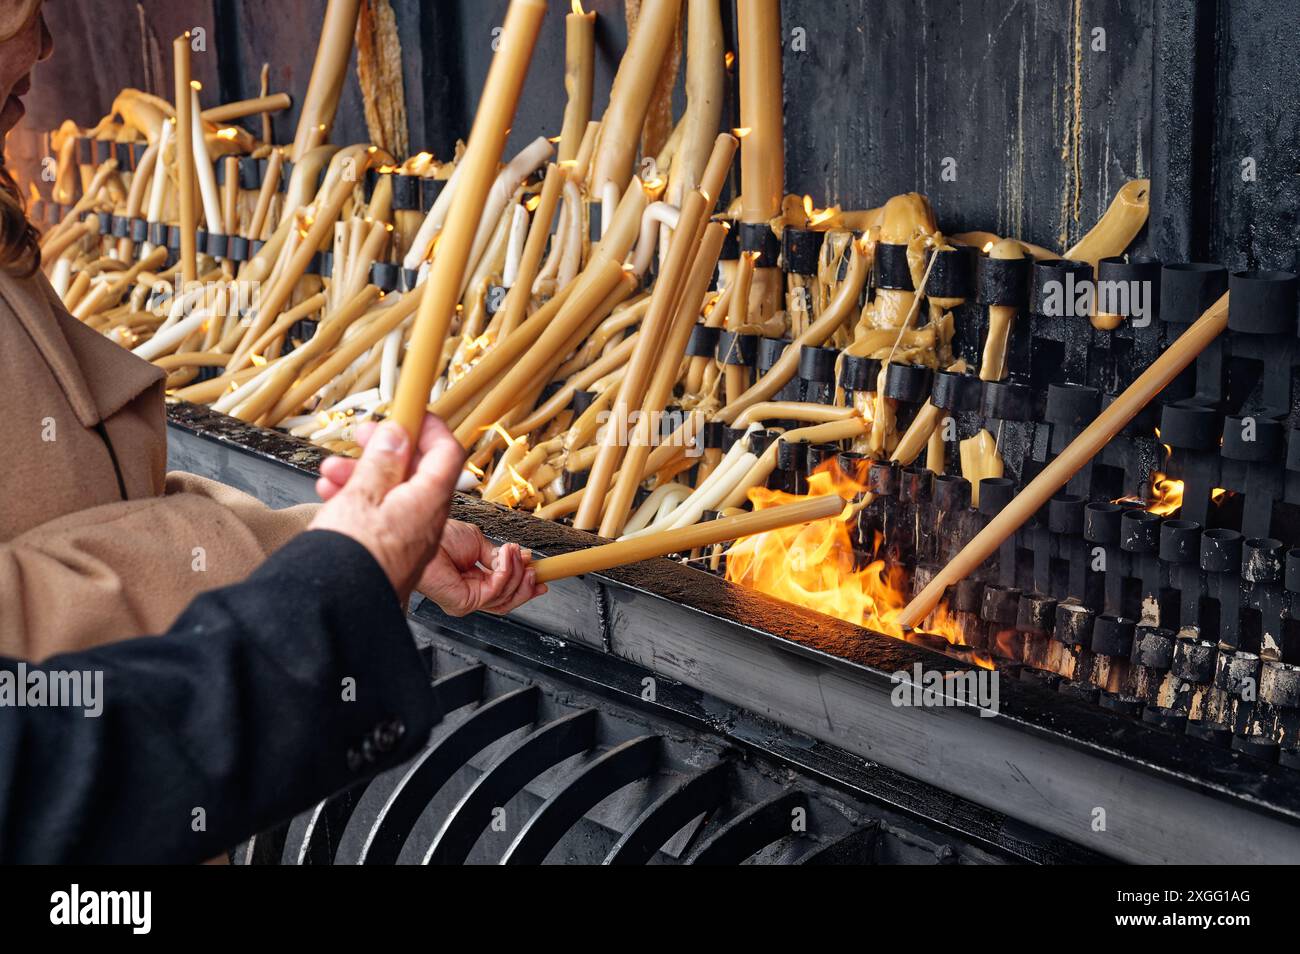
[
  {"left": 416, "top": 522, "right": 546, "bottom": 617},
  {"left": 309, "top": 415, "right": 461, "bottom": 603},
  {"left": 317, "top": 420, "right": 547, "bottom": 615}
]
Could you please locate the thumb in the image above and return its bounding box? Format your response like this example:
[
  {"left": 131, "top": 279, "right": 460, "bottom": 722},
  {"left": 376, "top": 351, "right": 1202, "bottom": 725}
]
[{"left": 345, "top": 419, "right": 411, "bottom": 503}]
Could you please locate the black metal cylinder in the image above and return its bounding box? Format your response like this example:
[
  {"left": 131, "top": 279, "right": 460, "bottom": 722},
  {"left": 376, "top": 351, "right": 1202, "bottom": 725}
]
[
  {"left": 1160, "top": 262, "right": 1227, "bottom": 324},
  {"left": 1133, "top": 627, "right": 1176, "bottom": 669},
  {"left": 1048, "top": 494, "right": 1086, "bottom": 534},
  {"left": 1143, "top": 706, "right": 1187, "bottom": 731},
  {"left": 1054, "top": 602, "right": 1095, "bottom": 646},
  {"left": 1260, "top": 661, "right": 1300, "bottom": 707},
  {"left": 1044, "top": 383, "right": 1100, "bottom": 426},
  {"left": 1017, "top": 594, "right": 1057, "bottom": 635},
  {"left": 1084, "top": 502, "right": 1123, "bottom": 544},
  {"left": 978, "top": 477, "right": 1016, "bottom": 516},
  {"left": 722, "top": 426, "right": 747, "bottom": 451},
  {"left": 899, "top": 465, "right": 932, "bottom": 505},
  {"left": 882, "top": 363, "right": 932, "bottom": 403},
  {"left": 748, "top": 429, "right": 781, "bottom": 456},
  {"left": 1221, "top": 414, "right": 1283, "bottom": 461},
  {"left": 925, "top": 245, "right": 975, "bottom": 299},
  {"left": 838, "top": 354, "right": 880, "bottom": 392},
  {"left": 421, "top": 177, "right": 445, "bottom": 213},
  {"left": 703, "top": 420, "right": 727, "bottom": 450},
  {"left": 1095, "top": 256, "right": 1162, "bottom": 319},
  {"left": 798, "top": 345, "right": 839, "bottom": 384},
  {"left": 781, "top": 227, "right": 822, "bottom": 275},
  {"left": 1200, "top": 528, "right": 1243, "bottom": 573},
  {"left": 1159, "top": 519, "right": 1201, "bottom": 563},
  {"left": 686, "top": 324, "right": 721, "bottom": 357},
  {"left": 1120, "top": 509, "right": 1161, "bottom": 553},
  {"left": 1159, "top": 401, "right": 1220, "bottom": 450},
  {"left": 931, "top": 368, "right": 982, "bottom": 411},
  {"left": 717, "top": 331, "right": 758, "bottom": 366},
  {"left": 867, "top": 459, "right": 900, "bottom": 496},
  {"left": 1241, "top": 538, "right": 1283, "bottom": 583},
  {"left": 757, "top": 336, "right": 788, "bottom": 373},
  {"left": 776, "top": 438, "right": 809, "bottom": 474},
  {"left": 873, "top": 242, "right": 913, "bottom": 290},
  {"left": 980, "top": 379, "right": 1036, "bottom": 421},
  {"left": 563, "top": 469, "right": 589, "bottom": 494},
  {"left": 1092, "top": 615, "right": 1137, "bottom": 656},
  {"left": 981, "top": 585, "right": 1021, "bottom": 625},
  {"left": 1227, "top": 269, "right": 1298, "bottom": 335},
  {"left": 975, "top": 253, "right": 1029, "bottom": 306},
  {"left": 369, "top": 261, "right": 399, "bottom": 292},
  {"left": 738, "top": 221, "right": 780, "bottom": 264},
  {"left": 1030, "top": 259, "right": 1093, "bottom": 317},
  {"left": 1216, "top": 651, "right": 1261, "bottom": 696},
  {"left": 933, "top": 474, "right": 971, "bottom": 511},
  {"left": 1172, "top": 639, "right": 1218, "bottom": 682},
  {"left": 390, "top": 174, "right": 421, "bottom": 211},
  {"left": 836, "top": 450, "right": 870, "bottom": 484},
  {"left": 1286, "top": 547, "right": 1300, "bottom": 594},
  {"left": 807, "top": 442, "right": 840, "bottom": 471}
]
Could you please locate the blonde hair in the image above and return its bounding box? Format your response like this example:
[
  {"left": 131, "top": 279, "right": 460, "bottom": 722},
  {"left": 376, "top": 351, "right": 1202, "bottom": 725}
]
[{"left": 0, "top": 163, "right": 40, "bottom": 276}]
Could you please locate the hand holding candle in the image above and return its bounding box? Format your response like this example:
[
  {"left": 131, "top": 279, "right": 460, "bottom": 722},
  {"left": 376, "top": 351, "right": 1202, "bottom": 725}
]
[{"left": 316, "top": 418, "right": 548, "bottom": 613}]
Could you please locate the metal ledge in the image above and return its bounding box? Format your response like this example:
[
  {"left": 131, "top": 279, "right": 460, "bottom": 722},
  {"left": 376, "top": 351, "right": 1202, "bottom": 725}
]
[{"left": 167, "top": 402, "right": 1300, "bottom": 864}]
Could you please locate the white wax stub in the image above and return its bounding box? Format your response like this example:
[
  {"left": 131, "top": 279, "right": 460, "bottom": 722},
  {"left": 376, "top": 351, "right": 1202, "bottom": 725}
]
[{"left": 456, "top": 469, "right": 481, "bottom": 493}]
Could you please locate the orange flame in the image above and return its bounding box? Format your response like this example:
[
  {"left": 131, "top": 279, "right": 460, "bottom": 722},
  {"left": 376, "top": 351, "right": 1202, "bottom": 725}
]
[
  {"left": 802, "top": 194, "right": 836, "bottom": 227},
  {"left": 725, "top": 460, "right": 974, "bottom": 654}
]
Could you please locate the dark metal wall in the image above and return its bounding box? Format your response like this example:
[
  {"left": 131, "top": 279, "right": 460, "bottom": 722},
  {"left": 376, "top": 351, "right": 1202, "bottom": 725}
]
[{"left": 17, "top": 1, "right": 1300, "bottom": 268}]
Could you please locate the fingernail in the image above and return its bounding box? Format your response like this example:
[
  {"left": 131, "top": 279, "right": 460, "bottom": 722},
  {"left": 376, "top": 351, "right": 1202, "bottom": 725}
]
[{"left": 371, "top": 421, "right": 408, "bottom": 455}]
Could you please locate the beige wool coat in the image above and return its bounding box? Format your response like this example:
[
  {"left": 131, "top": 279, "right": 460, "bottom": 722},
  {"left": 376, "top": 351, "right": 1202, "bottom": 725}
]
[{"left": 0, "top": 266, "right": 315, "bottom": 661}]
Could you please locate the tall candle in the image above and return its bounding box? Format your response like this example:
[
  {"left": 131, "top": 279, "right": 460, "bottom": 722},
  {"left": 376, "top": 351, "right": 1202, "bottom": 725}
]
[
  {"left": 737, "top": 0, "right": 783, "bottom": 224},
  {"left": 173, "top": 33, "right": 198, "bottom": 284},
  {"left": 389, "top": 0, "right": 549, "bottom": 441},
  {"left": 559, "top": 1, "right": 596, "bottom": 163},
  {"left": 201, "top": 92, "right": 292, "bottom": 125},
  {"left": 590, "top": 0, "right": 682, "bottom": 195},
  {"left": 190, "top": 86, "right": 225, "bottom": 236},
  {"left": 291, "top": 0, "right": 362, "bottom": 160}
]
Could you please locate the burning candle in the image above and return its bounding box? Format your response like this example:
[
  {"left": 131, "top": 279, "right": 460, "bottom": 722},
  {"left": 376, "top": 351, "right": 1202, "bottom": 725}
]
[
  {"left": 533, "top": 493, "right": 845, "bottom": 583},
  {"left": 390, "top": 0, "right": 549, "bottom": 441}
]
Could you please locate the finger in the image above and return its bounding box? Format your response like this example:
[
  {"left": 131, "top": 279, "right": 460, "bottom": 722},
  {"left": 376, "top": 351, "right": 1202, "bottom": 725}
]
[
  {"left": 388, "top": 415, "right": 466, "bottom": 528},
  {"left": 352, "top": 420, "right": 379, "bottom": 446},
  {"left": 485, "top": 567, "right": 545, "bottom": 615},
  {"left": 315, "top": 476, "right": 343, "bottom": 502},
  {"left": 343, "top": 419, "right": 411, "bottom": 505},
  {"left": 486, "top": 544, "right": 525, "bottom": 610},
  {"left": 319, "top": 455, "right": 358, "bottom": 487},
  {"left": 476, "top": 549, "right": 520, "bottom": 614},
  {"left": 413, "top": 414, "right": 466, "bottom": 491}
]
